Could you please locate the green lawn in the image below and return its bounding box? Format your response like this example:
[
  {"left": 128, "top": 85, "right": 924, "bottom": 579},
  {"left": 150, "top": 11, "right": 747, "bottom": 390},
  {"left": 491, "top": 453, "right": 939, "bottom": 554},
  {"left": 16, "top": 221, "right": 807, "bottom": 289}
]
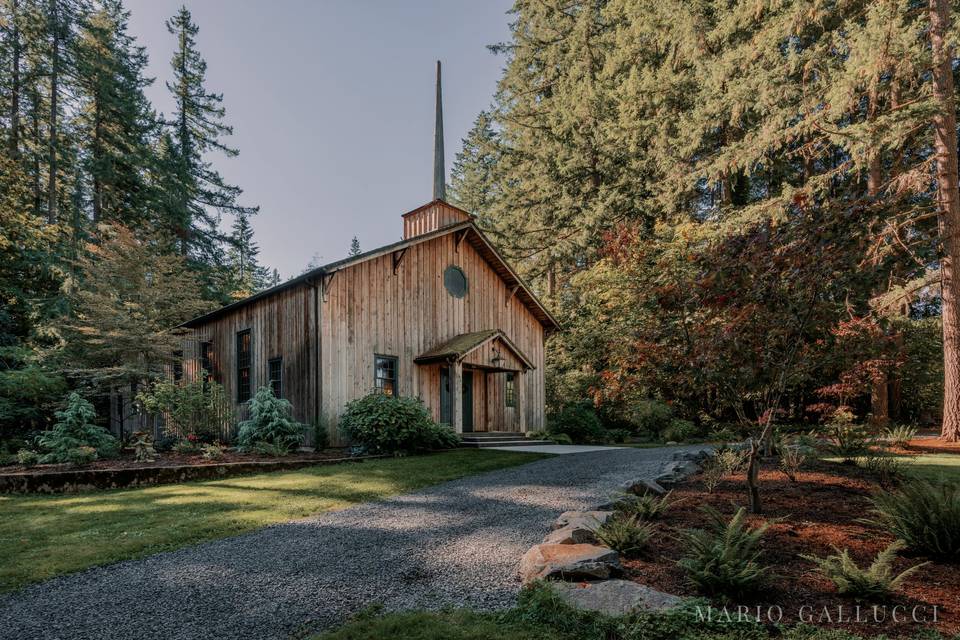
[
  {"left": 898, "top": 452, "right": 960, "bottom": 482},
  {"left": 0, "top": 449, "right": 545, "bottom": 592}
]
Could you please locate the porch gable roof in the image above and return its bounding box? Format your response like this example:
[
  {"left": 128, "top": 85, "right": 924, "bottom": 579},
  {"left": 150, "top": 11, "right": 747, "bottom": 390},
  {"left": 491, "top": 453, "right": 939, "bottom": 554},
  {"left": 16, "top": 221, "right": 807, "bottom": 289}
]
[{"left": 414, "top": 329, "right": 534, "bottom": 370}]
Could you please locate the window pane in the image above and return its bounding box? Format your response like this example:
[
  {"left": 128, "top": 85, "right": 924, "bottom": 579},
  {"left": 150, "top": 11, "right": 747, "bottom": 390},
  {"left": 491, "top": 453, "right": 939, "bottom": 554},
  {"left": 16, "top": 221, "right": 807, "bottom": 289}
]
[{"left": 374, "top": 355, "right": 397, "bottom": 396}]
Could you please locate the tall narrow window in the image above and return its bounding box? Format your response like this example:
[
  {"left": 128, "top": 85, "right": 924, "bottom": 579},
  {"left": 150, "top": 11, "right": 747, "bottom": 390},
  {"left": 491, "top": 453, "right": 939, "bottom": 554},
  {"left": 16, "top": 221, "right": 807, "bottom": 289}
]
[
  {"left": 201, "top": 341, "right": 214, "bottom": 380},
  {"left": 236, "top": 329, "right": 252, "bottom": 402},
  {"left": 505, "top": 372, "right": 516, "bottom": 407},
  {"left": 268, "top": 357, "right": 283, "bottom": 398},
  {"left": 173, "top": 350, "right": 183, "bottom": 382},
  {"left": 374, "top": 355, "right": 398, "bottom": 396}
]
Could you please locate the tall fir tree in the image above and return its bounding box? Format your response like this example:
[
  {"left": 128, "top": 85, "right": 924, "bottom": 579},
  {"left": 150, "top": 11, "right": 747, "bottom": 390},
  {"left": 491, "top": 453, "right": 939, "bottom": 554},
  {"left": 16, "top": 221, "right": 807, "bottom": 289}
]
[{"left": 163, "top": 5, "right": 258, "bottom": 284}]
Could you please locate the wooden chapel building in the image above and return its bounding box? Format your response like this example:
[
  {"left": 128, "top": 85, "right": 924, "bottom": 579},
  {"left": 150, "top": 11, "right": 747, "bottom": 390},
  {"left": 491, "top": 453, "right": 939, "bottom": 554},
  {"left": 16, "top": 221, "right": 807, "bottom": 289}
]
[{"left": 173, "top": 62, "right": 559, "bottom": 445}]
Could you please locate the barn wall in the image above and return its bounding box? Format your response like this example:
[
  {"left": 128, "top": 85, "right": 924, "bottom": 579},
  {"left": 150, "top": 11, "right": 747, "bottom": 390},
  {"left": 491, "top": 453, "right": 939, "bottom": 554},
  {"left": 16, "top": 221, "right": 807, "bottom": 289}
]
[
  {"left": 184, "top": 285, "right": 317, "bottom": 442},
  {"left": 320, "top": 231, "right": 546, "bottom": 444}
]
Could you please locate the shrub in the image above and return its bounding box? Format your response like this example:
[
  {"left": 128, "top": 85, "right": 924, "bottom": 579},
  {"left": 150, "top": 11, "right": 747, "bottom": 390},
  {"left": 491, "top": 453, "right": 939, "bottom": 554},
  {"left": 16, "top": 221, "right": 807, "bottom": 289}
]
[
  {"left": 312, "top": 421, "right": 330, "bottom": 450},
  {"left": 778, "top": 436, "right": 806, "bottom": 482},
  {"left": 801, "top": 540, "right": 928, "bottom": 601},
  {"left": 715, "top": 447, "right": 749, "bottom": 474},
  {"left": 173, "top": 437, "right": 200, "bottom": 454},
  {"left": 821, "top": 408, "right": 872, "bottom": 462},
  {"left": 855, "top": 453, "right": 903, "bottom": 487},
  {"left": 16, "top": 449, "right": 39, "bottom": 467},
  {"left": 607, "top": 428, "right": 632, "bottom": 444},
  {"left": 130, "top": 431, "right": 156, "bottom": 463},
  {"left": 65, "top": 445, "right": 97, "bottom": 466},
  {"left": 154, "top": 434, "right": 177, "bottom": 453},
  {"left": 35, "top": 393, "right": 119, "bottom": 464},
  {"left": 237, "top": 386, "right": 306, "bottom": 454},
  {"left": 549, "top": 433, "right": 573, "bottom": 445},
  {"left": 865, "top": 480, "right": 960, "bottom": 559},
  {"left": 661, "top": 418, "right": 698, "bottom": 443},
  {"left": 677, "top": 507, "right": 772, "bottom": 598},
  {"left": 339, "top": 393, "right": 460, "bottom": 454},
  {"left": 700, "top": 458, "right": 725, "bottom": 493},
  {"left": 883, "top": 425, "right": 917, "bottom": 448},
  {"left": 594, "top": 515, "right": 655, "bottom": 556},
  {"left": 615, "top": 490, "right": 675, "bottom": 521},
  {"left": 137, "top": 378, "right": 234, "bottom": 442},
  {"left": 620, "top": 399, "right": 674, "bottom": 434},
  {"left": 547, "top": 401, "right": 608, "bottom": 444},
  {"left": 201, "top": 442, "right": 225, "bottom": 460}
]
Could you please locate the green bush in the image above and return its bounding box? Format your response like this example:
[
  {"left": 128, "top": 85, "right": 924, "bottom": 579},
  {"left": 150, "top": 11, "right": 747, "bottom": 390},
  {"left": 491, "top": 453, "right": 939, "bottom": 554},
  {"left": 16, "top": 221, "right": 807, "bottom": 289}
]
[
  {"left": 35, "top": 393, "right": 119, "bottom": 464},
  {"left": 339, "top": 393, "right": 460, "bottom": 454},
  {"left": 236, "top": 386, "right": 306, "bottom": 455},
  {"left": 65, "top": 445, "right": 97, "bottom": 466},
  {"left": 677, "top": 506, "right": 772, "bottom": 598},
  {"left": 549, "top": 433, "right": 573, "bottom": 445},
  {"left": 137, "top": 378, "right": 234, "bottom": 442},
  {"left": 801, "top": 540, "right": 928, "bottom": 601},
  {"left": 620, "top": 399, "right": 674, "bottom": 434},
  {"left": 821, "top": 408, "right": 871, "bottom": 462},
  {"left": 661, "top": 418, "right": 698, "bottom": 442},
  {"left": 201, "top": 442, "right": 225, "bottom": 460},
  {"left": 865, "top": 480, "right": 960, "bottom": 559},
  {"left": 547, "top": 401, "right": 608, "bottom": 444},
  {"left": 16, "top": 449, "right": 39, "bottom": 467},
  {"left": 607, "top": 428, "right": 632, "bottom": 443},
  {"left": 594, "top": 515, "right": 655, "bottom": 557},
  {"left": 615, "top": 490, "right": 675, "bottom": 520}
]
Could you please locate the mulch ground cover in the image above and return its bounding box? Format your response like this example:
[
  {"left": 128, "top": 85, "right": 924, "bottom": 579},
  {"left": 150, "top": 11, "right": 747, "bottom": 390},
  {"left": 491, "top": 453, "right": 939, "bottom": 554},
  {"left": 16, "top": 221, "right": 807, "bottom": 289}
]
[{"left": 621, "top": 457, "right": 960, "bottom": 637}]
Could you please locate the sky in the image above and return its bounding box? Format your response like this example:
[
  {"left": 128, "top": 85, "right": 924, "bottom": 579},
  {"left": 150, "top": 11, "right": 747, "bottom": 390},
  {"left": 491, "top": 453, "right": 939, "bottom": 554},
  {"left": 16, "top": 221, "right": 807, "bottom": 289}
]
[{"left": 125, "top": 0, "right": 514, "bottom": 278}]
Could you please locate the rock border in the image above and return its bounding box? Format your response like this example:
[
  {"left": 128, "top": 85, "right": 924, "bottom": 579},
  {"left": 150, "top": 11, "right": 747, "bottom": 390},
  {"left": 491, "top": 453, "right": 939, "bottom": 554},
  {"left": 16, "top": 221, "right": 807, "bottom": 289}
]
[
  {"left": 518, "top": 447, "right": 712, "bottom": 615},
  {"left": 0, "top": 455, "right": 387, "bottom": 494}
]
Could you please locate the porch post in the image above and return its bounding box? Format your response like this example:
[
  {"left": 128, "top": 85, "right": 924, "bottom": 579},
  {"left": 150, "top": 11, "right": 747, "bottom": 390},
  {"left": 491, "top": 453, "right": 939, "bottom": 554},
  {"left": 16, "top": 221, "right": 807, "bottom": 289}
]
[
  {"left": 452, "top": 360, "right": 463, "bottom": 433},
  {"left": 516, "top": 369, "right": 525, "bottom": 432}
]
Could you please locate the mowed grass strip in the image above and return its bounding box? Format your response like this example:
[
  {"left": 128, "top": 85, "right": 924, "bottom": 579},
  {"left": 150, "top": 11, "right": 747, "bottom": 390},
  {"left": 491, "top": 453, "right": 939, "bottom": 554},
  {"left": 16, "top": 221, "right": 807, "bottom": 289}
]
[{"left": 0, "top": 449, "right": 546, "bottom": 592}]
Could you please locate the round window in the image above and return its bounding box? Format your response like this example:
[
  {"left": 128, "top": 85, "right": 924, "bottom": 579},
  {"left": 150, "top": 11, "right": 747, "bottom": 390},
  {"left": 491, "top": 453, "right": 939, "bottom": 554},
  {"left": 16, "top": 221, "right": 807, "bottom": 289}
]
[{"left": 444, "top": 265, "right": 468, "bottom": 298}]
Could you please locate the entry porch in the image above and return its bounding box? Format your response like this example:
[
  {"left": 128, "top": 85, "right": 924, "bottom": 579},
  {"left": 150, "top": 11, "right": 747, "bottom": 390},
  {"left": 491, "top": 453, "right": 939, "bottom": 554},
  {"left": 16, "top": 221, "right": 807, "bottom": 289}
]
[{"left": 415, "top": 329, "right": 534, "bottom": 434}]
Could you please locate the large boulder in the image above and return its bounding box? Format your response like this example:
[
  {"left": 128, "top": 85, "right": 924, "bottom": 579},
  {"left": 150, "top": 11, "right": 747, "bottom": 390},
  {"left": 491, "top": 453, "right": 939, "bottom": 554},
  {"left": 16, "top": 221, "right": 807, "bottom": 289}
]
[
  {"left": 656, "top": 459, "right": 699, "bottom": 485},
  {"left": 519, "top": 543, "right": 622, "bottom": 584},
  {"left": 551, "top": 580, "right": 683, "bottom": 615},
  {"left": 544, "top": 512, "right": 611, "bottom": 545}
]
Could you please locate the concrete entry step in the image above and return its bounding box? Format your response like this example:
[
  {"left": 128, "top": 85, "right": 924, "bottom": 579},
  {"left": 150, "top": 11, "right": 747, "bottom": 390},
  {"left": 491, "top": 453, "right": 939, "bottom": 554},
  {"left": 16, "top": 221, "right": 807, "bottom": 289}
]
[{"left": 460, "top": 432, "right": 525, "bottom": 439}]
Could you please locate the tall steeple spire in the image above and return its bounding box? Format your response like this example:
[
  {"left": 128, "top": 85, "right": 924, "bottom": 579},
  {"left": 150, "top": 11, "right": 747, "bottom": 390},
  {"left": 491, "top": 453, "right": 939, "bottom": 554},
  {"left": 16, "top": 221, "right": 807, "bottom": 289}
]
[{"left": 433, "top": 60, "right": 446, "bottom": 201}]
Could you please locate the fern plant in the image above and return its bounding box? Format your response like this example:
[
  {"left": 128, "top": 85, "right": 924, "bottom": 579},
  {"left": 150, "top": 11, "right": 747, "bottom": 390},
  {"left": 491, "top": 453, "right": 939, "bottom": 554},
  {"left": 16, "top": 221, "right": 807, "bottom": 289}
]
[
  {"left": 801, "top": 540, "right": 928, "bottom": 601},
  {"left": 594, "top": 515, "right": 656, "bottom": 557},
  {"left": 865, "top": 480, "right": 960, "bottom": 559},
  {"left": 778, "top": 436, "right": 806, "bottom": 482},
  {"left": 615, "top": 490, "right": 676, "bottom": 520},
  {"left": 883, "top": 425, "right": 917, "bottom": 448},
  {"left": 677, "top": 506, "right": 772, "bottom": 598}
]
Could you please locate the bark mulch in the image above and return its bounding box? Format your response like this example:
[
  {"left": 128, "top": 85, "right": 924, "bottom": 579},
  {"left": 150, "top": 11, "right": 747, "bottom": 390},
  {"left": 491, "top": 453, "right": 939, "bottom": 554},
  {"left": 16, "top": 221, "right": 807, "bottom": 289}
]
[{"left": 622, "top": 458, "right": 959, "bottom": 637}]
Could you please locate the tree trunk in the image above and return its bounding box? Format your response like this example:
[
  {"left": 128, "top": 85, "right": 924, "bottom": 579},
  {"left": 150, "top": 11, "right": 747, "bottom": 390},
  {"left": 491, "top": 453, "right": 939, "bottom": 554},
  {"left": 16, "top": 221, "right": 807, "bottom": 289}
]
[
  {"left": 46, "top": 0, "right": 60, "bottom": 224},
  {"left": 930, "top": 0, "right": 960, "bottom": 442},
  {"left": 9, "top": 0, "right": 21, "bottom": 158}
]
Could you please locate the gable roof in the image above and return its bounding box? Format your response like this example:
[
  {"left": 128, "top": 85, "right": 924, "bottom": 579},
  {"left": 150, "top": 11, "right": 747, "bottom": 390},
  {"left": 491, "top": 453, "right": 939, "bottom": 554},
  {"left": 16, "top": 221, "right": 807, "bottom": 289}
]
[
  {"left": 415, "top": 329, "right": 535, "bottom": 370},
  {"left": 181, "top": 217, "right": 560, "bottom": 331}
]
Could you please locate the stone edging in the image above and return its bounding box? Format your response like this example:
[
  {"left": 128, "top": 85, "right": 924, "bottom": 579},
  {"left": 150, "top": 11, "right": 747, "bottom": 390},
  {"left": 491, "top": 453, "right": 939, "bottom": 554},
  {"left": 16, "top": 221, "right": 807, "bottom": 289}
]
[
  {"left": 0, "top": 455, "right": 388, "bottom": 494},
  {"left": 517, "top": 448, "right": 711, "bottom": 616}
]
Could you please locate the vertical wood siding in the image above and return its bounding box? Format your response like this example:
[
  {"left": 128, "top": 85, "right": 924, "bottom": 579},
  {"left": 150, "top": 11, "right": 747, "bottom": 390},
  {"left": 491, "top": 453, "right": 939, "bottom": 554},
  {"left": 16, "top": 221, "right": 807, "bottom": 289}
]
[
  {"left": 184, "top": 286, "right": 317, "bottom": 441},
  {"left": 320, "top": 231, "right": 546, "bottom": 444}
]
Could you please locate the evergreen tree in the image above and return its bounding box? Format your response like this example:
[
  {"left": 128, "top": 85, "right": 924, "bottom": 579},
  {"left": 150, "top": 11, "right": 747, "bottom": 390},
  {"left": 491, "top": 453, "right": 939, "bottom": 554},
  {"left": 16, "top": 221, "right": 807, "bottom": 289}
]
[
  {"left": 348, "top": 235, "right": 360, "bottom": 256},
  {"left": 74, "top": 0, "right": 155, "bottom": 228},
  {"left": 449, "top": 110, "right": 500, "bottom": 224},
  {"left": 163, "top": 5, "right": 258, "bottom": 267},
  {"left": 225, "top": 209, "right": 268, "bottom": 299}
]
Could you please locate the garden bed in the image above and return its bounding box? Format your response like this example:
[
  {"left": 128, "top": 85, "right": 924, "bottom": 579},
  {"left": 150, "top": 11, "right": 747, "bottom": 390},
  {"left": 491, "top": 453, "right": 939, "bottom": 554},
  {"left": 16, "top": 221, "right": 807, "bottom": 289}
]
[
  {"left": 620, "top": 458, "right": 960, "bottom": 637},
  {"left": 0, "top": 449, "right": 382, "bottom": 494}
]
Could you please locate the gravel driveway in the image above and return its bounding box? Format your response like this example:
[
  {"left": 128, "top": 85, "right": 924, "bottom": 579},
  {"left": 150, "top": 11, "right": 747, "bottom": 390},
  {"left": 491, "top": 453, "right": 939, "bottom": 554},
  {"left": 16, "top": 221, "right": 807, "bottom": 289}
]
[{"left": 0, "top": 446, "right": 702, "bottom": 640}]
